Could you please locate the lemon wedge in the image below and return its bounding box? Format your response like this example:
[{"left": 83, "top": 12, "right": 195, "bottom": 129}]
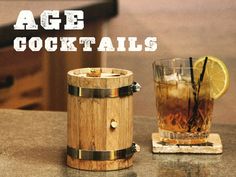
[{"left": 194, "top": 56, "right": 230, "bottom": 99}]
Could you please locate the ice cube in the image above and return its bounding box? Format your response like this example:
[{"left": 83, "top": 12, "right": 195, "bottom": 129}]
[
  {"left": 168, "top": 89, "right": 180, "bottom": 98},
  {"left": 167, "top": 81, "right": 190, "bottom": 99},
  {"left": 182, "top": 76, "right": 191, "bottom": 82},
  {"left": 164, "top": 73, "right": 182, "bottom": 82},
  {"left": 178, "top": 81, "right": 187, "bottom": 89}
]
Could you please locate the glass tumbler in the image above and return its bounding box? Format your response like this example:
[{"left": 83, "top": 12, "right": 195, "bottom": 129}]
[{"left": 153, "top": 58, "right": 214, "bottom": 144}]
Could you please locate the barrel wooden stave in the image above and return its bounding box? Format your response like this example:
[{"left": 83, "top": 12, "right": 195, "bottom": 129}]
[{"left": 67, "top": 68, "right": 134, "bottom": 171}]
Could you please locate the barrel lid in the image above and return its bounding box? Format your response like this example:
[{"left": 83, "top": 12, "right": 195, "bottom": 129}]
[
  {"left": 68, "top": 68, "right": 132, "bottom": 78},
  {"left": 67, "top": 68, "right": 133, "bottom": 88}
]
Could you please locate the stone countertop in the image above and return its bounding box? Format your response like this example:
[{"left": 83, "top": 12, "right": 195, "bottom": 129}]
[{"left": 0, "top": 109, "right": 235, "bottom": 177}]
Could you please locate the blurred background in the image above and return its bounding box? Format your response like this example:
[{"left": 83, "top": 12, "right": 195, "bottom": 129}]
[{"left": 0, "top": 0, "right": 235, "bottom": 124}]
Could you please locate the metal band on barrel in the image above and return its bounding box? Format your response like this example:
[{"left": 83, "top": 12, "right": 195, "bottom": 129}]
[
  {"left": 67, "top": 143, "right": 138, "bottom": 161},
  {"left": 68, "top": 82, "right": 141, "bottom": 98}
]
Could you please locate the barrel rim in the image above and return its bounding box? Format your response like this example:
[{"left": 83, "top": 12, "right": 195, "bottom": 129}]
[{"left": 67, "top": 67, "right": 133, "bottom": 79}]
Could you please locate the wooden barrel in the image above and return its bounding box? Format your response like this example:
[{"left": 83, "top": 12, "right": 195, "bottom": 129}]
[{"left": 67, "top": 68, "right": 140, "bottom": 171}]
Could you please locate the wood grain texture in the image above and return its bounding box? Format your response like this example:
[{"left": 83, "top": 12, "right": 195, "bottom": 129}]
[{"left": 67, "top": 68, "right": 134, "bottom": 171}]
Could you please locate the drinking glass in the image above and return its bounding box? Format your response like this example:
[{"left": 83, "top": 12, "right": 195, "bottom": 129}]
[{"left": 153, "top": 58, "right": 214, "bottom": 144}]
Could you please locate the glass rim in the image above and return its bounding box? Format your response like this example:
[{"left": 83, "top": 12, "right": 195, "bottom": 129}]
[
  {"left": 152, "top": 57, "right": 197, "bottom": 62},
  {"left": 153, "top": 78, "right": 210, "bottom": 84},
  {"left": 152, "top": 65, "right": 204, "bottom": 71}
]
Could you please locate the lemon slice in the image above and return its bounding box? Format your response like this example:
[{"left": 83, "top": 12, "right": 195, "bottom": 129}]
[{"left": 194, "top": 56, "right": 230, "bottom": 99}]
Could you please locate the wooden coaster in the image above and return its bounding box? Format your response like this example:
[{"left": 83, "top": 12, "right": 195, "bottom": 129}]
[{"left": 152, "top": 133, "right": 223, "bottom": 154}]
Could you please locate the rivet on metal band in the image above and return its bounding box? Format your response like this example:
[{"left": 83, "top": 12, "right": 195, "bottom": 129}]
[
  {"left": 68, "top": 82, "right": 141, "bottom": 98},
  {"left": 67, "top": 143, "right": 139, "bottom": 161}
]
